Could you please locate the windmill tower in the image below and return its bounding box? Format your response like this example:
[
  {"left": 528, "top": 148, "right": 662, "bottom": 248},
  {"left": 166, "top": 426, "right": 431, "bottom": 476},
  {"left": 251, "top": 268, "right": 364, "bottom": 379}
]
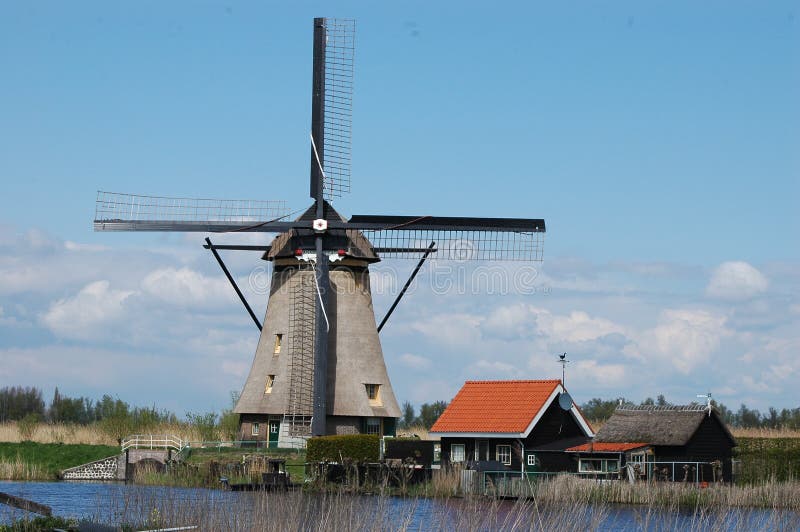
[{"left": 93, "top": 18, "right": 546, "bottom": 445}]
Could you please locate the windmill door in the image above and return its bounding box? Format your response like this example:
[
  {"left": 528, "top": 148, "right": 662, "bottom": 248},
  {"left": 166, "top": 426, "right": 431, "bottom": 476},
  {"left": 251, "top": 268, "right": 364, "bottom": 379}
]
[{"left": 268, "top": 420, "right": 280, "bottom": 448}]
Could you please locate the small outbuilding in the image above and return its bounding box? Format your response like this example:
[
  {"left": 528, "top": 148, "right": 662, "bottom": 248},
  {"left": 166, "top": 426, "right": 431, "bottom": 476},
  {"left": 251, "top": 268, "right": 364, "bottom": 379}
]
[
  {"left": 567, "top": 405, "right": 736, "bottom": 482},
  {"left": 429, "top": 380, "right": 594, "bottom": 473}
]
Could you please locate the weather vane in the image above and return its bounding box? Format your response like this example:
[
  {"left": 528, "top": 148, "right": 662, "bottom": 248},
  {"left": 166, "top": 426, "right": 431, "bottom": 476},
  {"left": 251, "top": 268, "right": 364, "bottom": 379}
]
[
  {"left": 696, "top": 392, "right": 713, "bottom": 417},
  {"left": 558, "top": 352, "right": 569, "bottom": 386}
]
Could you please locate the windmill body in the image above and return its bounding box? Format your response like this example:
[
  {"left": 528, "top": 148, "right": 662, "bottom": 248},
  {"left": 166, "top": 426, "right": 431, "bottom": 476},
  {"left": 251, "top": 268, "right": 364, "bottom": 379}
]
[
  {"left": 234, "top": 205, "right": 401, "bottom": 444},
  {"left": 93, "top": 18, "right": 545, "bottom": 446}
]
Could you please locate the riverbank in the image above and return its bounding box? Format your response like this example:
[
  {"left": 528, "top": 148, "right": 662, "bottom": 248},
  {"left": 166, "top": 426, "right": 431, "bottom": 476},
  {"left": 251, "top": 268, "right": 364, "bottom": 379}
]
[{"left": 0, "top": 442, "right": 118, "bottom": 481}]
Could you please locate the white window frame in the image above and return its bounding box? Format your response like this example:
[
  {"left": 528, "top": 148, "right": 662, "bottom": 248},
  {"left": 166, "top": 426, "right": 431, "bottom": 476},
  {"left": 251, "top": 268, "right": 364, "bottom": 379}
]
[
  {"left": 451, "top": 444, "right": 466, "bottom": 463},
  {"left": 527, "top": 454, "right": 539, "bottom": 467},
  {"left": 496, "top": 444, "right": 512, "bottom": 465},
  {"left": 251, "top": 422, "right": 260, "bottom": 436},
  {"left": 579, "top": 458, "right": 619, "bottom": 473}
]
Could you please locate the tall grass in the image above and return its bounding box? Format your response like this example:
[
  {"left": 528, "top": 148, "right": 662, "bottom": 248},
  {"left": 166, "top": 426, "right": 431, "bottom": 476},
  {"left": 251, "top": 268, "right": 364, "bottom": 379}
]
[
  {"left": 0, "top": 421, "right": 212, "bottom": 445},
  {"left": 77, "top": 487, "right": 799, "bottom": 531},
  {"left": 0, "top": 455, "right": 44, "bottom": 480}
]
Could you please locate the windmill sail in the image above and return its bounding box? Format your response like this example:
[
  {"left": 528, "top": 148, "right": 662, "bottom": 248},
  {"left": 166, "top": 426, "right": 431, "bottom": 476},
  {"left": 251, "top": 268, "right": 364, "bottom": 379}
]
[
  {"left": 310, "top": 18, "right": 355, "bottom": 202},
  {"left": 94, "top": 191, "right": 291, "bottom": 232},
  {"left": 348, "top": 214, "right": 545, "bottom": 261}
]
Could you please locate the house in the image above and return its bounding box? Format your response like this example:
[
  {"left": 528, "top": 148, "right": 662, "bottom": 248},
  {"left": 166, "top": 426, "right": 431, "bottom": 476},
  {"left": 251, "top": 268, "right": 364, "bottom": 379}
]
[
  {"left": 566, "top": 405, "right": 736, "bottom": 482},
  {"left": 429, "top": 380, "right": 594, "bottom": 473}
]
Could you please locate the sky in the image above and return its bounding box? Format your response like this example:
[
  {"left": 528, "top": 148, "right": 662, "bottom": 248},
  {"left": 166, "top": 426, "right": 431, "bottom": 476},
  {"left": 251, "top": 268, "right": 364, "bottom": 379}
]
[{"left": 1, "top": 2, "right": 798, "bottom": 416}]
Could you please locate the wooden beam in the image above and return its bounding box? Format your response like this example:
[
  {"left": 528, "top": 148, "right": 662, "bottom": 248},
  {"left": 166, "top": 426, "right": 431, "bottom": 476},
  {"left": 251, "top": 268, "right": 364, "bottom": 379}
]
[{"left": 0, "top": 491, "right": 52, "bottom": 516}]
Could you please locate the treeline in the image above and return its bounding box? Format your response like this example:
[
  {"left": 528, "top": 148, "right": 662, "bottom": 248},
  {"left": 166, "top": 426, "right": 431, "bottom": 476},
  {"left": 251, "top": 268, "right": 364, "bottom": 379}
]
[
  {"left": 399, "top": 401, "right": 448, "bottom": 430},
  {"left": 0, "top": 386, "right": 176, "bottom": 426},
  {"left": 0, "top": 385, "right": 240, "bottom": 444},
  {"left": 579, "top": 394, "right": 800, "bottom": 429}
]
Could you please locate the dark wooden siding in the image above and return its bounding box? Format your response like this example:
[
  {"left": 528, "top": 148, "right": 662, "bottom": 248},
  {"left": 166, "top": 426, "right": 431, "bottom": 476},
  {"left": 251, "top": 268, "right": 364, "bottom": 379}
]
[
  {"left": 525, "top": 400, "right": 585, "bottom": 447},
  {"left": 651, "top": 416, "right": 735, "bottom": 481}
]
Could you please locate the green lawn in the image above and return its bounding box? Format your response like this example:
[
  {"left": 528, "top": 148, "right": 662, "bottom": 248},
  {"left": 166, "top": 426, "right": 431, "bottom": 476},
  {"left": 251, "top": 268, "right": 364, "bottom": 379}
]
[{"left": 0, "top": 442, "right": 119, "bottom": 478}]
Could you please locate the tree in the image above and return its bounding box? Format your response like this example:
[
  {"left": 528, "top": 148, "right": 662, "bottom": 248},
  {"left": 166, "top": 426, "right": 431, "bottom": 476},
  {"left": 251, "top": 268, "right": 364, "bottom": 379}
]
[
  {"left": 580, "top": 398, "right": 626, "bottom": 422},
  {"left": 400, "top": 401, "right": 416, "bottom": 429},
  {"left": 218, "top": 391, "right": 241, "bottom": 441},
  {"left": 0, "top": 386, "right": 45, "bottom": 422},
  {"left": 186, "top": 411, "right": 218, "bottom": 442},
  {"left": 418, "top": 401, "right": 448, "bottom": 430}
]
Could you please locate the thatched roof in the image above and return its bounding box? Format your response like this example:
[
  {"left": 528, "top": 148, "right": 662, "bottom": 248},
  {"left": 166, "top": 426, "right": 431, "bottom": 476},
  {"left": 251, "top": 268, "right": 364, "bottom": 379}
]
[{"left": 594, "top": 406, "right": 735, "bottom": 447}]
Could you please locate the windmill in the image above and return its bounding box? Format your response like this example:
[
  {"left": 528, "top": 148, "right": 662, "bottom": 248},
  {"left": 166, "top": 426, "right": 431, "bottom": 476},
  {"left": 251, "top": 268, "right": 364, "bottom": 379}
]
[{"left": 93, "top": 18, "right": 546, "bottom": 444}]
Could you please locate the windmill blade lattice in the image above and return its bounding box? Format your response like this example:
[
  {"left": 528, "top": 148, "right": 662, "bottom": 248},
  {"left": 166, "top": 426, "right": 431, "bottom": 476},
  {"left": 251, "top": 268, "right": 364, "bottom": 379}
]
[
  {"left": 363, "top": 228, "right": 544, "bottom": 261},
  {"left": 320, "top": 18, "right": 355, "bottom": 200},
  {"left": 94, "top": 191, "right": 291, "bottom": 232}
]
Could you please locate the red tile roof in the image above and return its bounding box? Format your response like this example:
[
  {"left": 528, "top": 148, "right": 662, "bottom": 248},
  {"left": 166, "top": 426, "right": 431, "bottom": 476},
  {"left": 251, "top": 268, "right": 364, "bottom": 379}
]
[
  {"left": 566, "top": 442, "right": 649, "bottom": 453},
  {"left": 430, "top": 380, "right": 561, "bottom": 434}
]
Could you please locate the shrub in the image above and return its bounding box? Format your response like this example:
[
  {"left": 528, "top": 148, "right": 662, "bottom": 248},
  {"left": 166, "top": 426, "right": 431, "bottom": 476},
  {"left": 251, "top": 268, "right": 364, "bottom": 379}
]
[
  {"left": 306, "top": 434, "right": 380, "bottom": 463},
  {"left": 186, "top": 412, "right": 218, "bottom": 443},
  {"left": 17, "top": 413, "right": 41, "bottom": 441}
]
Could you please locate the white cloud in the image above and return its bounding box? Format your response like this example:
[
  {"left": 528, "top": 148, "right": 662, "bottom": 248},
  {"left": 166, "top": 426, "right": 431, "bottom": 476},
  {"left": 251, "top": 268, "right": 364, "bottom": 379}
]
[
  {"left": 409, "top": 313, "right": 483, "bottom": 348},
  {"left": 64, "top": 241, "right": 109, "bottom": 252},
  {"left": 706, "top": 261, "right": 768, "bottom": 300},
  {"left": 41, "top": 280, "right": 134, "bottom": 340},
  {"left": 469, "top": 359, "right": 517, "bottom": 377},
  {"left": 483, "top": 304, "right": 626, "bottom": 343},
  {"left": 141, "top": 267, "right": 233, "bottom": 307},
  {"left": 627, "top": 309, "right": 730, "bottom": 374},
  {"left": 397, "top": 353, "right": 433, "bottom": 370}
]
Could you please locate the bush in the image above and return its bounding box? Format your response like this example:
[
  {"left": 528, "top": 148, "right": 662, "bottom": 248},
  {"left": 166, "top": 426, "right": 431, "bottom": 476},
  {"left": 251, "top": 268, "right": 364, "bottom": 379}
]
[
  {"left": 306, "top": 434, "right": 380, "bottom": 463},
  {"left": 17, "top": 413, "right": 41, "bottom": 441},
  {"left": 186, "top": 412, "right": 218, "bottom": 442}
]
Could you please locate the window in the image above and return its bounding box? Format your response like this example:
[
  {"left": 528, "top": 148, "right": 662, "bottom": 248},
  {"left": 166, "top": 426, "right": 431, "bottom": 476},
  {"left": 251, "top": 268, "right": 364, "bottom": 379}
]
[
  {"left": 365, "top": 383, "right": 382, "bottom": 406},
  {"left": 265, "top": 375, "right": 275, "bottom": 394},
  {"left": 365, "top": 417, "right": 381, "bottom": 435},
  {"left": 579, "top": 459, "right": 620, "bottom": 473},
  {"left": 252, "top": 422, "right": 260, "bottom": 436},
  {"left": 527, "top": 454, "right": 539, "bottom": 467},
  {"left": 451, "top": 444, "right": 466, "bottom": 463},
  {"left": 273, "top": 334, "right": 282, "bottom": 355},
  {"left": 496, "top": 444, "right": 512, "bottom": 465}
]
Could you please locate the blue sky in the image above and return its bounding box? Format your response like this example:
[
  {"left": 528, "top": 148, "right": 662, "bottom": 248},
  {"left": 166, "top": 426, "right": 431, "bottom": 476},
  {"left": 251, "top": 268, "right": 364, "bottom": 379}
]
[{"left": 1, "top": 2, "right": 798, "bottom": 415}]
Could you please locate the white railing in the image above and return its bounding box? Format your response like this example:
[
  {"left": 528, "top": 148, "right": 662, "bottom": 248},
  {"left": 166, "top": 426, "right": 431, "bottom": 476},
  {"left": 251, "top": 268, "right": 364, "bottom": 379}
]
[{"left": 121, "top": 434, "right": 185, "bottom": 453}]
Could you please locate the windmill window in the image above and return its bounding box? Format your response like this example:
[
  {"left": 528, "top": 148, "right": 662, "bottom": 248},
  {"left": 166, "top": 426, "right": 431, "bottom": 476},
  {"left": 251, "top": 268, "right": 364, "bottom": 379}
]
[
  {"left": 527, "top": 454, "right": 539, "bottom": 467},
  {"left": 496, "top": 445, "right": 512, "bottom": 465},
  {"left": 365, "top": 384, "right": 382, "bottom": 406},
  {"left": 451, "top": 444, "right": 465, "bottom": 463},
  {"left": 252, "top": 422, "right": 260, "bottom": 436},
  {"left": 265, "top": 375, "right": 275, "bottom": 394},
  {"left": 273, "top": 334, "right": 283, "bottom": 355}
]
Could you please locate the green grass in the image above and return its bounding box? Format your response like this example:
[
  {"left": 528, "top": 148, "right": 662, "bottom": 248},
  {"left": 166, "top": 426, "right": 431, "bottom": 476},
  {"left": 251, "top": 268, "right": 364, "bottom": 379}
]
[{"left": 0, "top": 441, "right": 119, "bottom": 479}]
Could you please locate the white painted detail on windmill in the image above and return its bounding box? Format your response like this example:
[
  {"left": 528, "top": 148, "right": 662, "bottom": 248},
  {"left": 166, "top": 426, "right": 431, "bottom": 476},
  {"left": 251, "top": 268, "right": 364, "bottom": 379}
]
[
  {"left": 328, "top": 253, "right": 344, "bottom": 263},
  {"left": 297, "top": 253, "right": 317, "bottom": 263},
  {"left": 313, "top": 219, "right": 328, "bottom": 232}
]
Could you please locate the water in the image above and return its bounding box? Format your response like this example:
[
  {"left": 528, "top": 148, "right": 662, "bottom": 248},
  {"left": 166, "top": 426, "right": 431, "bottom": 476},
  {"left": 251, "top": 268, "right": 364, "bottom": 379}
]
[{"left": 1, "top": 481, "right": 797, "bottom": 531}]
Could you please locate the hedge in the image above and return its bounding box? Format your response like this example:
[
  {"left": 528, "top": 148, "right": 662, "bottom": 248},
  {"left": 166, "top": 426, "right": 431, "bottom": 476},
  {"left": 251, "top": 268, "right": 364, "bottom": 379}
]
[{"left": 306, "top": 434, "right": 380, "bottom": 463}]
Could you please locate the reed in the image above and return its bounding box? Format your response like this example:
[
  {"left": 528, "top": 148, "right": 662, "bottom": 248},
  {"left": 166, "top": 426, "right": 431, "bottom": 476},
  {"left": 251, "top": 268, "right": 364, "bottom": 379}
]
[
  {"left": 732, "top": 427, "right": 800, "bottom": 439},
  {"left": 0, "top": 421, "right": 214, "bottom": 445},
  {"left": 77, "top": 487, "right": 799, "bottom": 531},
  {"left": 0, "top": 455, "right": 44, "bottom": 480}
]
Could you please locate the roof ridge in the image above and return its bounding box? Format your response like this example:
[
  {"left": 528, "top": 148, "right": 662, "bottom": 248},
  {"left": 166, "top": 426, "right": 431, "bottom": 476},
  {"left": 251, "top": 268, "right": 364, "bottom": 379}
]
[{"left": 464, "top": 379, "right": 561, "bottom": 384}]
